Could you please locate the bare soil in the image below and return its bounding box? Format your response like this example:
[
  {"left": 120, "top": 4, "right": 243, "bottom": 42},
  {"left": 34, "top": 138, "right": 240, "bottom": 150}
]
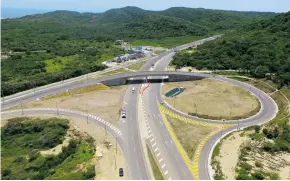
[
  {"left": 11, "top": 85, "right": 128, "bottom": 125},
  {"left": 216, "top": 132, "right": 250, "bottom": 179},
  {"left": 217, "top": 131, "right": 290, "bottom": 180},
  {"left": 162, "top": 79, "right": 260, "bottom": 120}
]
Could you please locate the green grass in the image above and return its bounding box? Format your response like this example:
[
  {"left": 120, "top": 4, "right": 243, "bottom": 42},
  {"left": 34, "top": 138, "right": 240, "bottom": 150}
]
[
  {"left": 147, "top": 146, "right": 164, "bottom": 180},
  {"left": 93, "top": 68, "right": 131, "bottom": 78},
  {"left": 154, "top": 50, "right": 166, "bottom": 54},
  {"left": 45, "top": 56, "right": 75, "bottom": 73},
  {"left": 269, "top": 88, "right": 290, "bottom": 126},
  {"left": 44, "top": 84, "right": 110, "bottom": 100},
  {"left": 127, "top": 61, "right": 146, "bottom": 70},
  {"left": 1, "top": 117, "right": 95, "bottom": 180},
  {"left": 227, "top": 76, "right": 251, "bottom": 82},
  {"left": 131, "top": 35, "right": 202, "bottom": 48},
  {"left": 46, "top": 143, "right": 94, "bottom": 179}
]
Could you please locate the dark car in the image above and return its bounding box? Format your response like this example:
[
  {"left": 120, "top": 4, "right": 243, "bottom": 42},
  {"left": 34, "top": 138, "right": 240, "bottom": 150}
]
[{"left": 119, "top": 168, "right": 124, "bottom": 177}]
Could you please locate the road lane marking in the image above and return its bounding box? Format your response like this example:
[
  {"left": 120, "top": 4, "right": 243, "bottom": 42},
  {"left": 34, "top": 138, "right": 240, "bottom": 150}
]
[
  {"left": 154, "top": 148, "right": 158, "bottom": 152},
  {"left": 158, "top": 103, "right": 235, "bottom": 179},
  {"left": 159, "top": 158, "right": 163, "bottom": 162},
  {"left": 150, "top": 138, "right": 155, "bottom": 142},
  {"left": 156, "top": 152, "right": 161, "bottom": 157},
  {"left": 164, "top": 170, "right": 168, "bottom": 175},
  {"left": 161, "top": 164, "right": 166, "bottom": 169},
  {"left": 152, "top": 143, "right": 157, "bottom": 147}
]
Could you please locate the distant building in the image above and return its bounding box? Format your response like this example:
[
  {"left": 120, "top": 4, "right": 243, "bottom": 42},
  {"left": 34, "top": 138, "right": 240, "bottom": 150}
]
[{"left": 115, "top": 40, "right": 124, "bottom": 45}]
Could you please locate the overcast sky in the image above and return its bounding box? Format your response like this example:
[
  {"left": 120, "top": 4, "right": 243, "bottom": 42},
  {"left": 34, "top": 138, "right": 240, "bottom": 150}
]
[{"left": 2, "top": 0, "right": 290, "bottom": 13}]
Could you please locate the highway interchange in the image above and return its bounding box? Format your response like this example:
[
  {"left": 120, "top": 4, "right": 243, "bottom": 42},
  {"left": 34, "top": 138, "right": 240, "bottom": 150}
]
[{"left": 1, "top": 36, "right": 278, "bottom": 180}]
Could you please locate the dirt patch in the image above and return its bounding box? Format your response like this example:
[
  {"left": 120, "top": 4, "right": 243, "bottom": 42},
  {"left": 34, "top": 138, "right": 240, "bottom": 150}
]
[
  {"left": 40, "top": 135, "right": 71, "bottom": 156},
  {"left": 11, "top": 85, "right": 128, "bottom": 125},
  {"left": 216, "top": 132, "right": 250, "bottom": 179},
  {"left": 162, "top": 79, "right": 260, "bottom": 120},
  {"left": 166, "top": 115, "right": 215, "bottom": 160}
]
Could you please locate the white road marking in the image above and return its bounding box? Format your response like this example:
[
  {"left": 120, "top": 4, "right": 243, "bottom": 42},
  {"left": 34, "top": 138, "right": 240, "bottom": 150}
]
[
  {"left": 148, "top": 130, "right": 152, "bottom": 133},
  {"left": 159, "top": 158, "right": 163, "bottom": 162},
  {"left": 168, "top": 177, "right": 171, "bottom": 180},
  {"left": 152, "top": 143, "right": 157, "bottom": 147},
  {"left": 156, "top": 152, "right": 161, "bottom": 157},
  {"left": 149, "top": 134, "right": 153, "bottom": 138},
  {"left": 124, "top": 102, "right": 127, "bottom": 105},
  {"left": 154, "top": 148, "right": 158, "bottom": 152},
  {"left": 162, "top": 164, "right": 166, "bottom": 169},
  {"left": 164, "top": 170, "right": 168, "bottom": 175},
  {"left": 150, "top": 138, "right": 155, "bottom": 142}
]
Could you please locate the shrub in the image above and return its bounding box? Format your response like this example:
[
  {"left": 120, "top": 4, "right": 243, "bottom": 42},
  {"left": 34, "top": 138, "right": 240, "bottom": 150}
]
[
  {"left": 2, "top": 168, "right": 11, "bottom": 176},
  {"left": 262, "top": 128, "right": 268, "bottom": 135},
  {"left": 240, "top": 162, "right": 252, "bottom": 171},
  {"left": 255, "top": 161, "right": 263, "bottom": 168},
  {"left": 28, "top": 150, "right": 40, "bottom": 162},
  {"left": 254, "top": 125, "right": 261, "bottom": 133},
  {"left": 236, "top": 174, "right": 253, "bottom": 180},
  {"left": 269, "top": 172, "right": 280, "bottom": 180},
  {"left": 251, "top": 172, "right": 264, "bottom": 180}
]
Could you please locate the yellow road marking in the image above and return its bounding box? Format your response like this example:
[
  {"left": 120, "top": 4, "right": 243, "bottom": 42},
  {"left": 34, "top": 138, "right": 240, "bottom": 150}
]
[{"left": 158, "top": 104, "right": 235, "bottom": 179}]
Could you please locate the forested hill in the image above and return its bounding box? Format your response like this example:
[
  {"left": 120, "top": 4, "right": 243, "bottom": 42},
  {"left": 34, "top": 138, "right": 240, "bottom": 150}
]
[
  {"left": 172, "top": 12, "right": 290, "bottom": 87},
  {"left": 1, "top": 6, "right": 276, "bottom": 52}
]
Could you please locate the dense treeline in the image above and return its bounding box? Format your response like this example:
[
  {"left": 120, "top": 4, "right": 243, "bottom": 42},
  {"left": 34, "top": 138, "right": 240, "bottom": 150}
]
[
  {"left": 1, "top": 43, "right": 124, "bottom": 96},
  {"left": 1, "top": 6, "right": 277, "bottom": 96},
  {"left": 172, "top": 12, "right": 290, "bottom": 87},
  {"left": 1, "top": 117, "right": 95, "bottom": 180},
  {"left": 1, "top": 6, "right": 276, "bottom": 52}
]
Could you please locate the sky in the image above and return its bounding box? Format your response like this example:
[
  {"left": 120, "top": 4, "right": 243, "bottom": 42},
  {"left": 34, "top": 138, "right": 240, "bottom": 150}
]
[{"left": 2, "top": 0, "right": 290, "bottom": 13}]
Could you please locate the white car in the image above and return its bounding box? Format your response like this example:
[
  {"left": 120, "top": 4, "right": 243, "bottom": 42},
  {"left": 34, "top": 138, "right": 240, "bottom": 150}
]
[
  {"left": 132, "top": 87, "right": 135, "bottom": 93},
  {"left": 121, "top": 110, "right": 126, "bottom": 118}
]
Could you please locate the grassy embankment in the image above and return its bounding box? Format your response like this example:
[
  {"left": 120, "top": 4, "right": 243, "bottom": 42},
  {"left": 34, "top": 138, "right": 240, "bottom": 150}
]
[{"left": 147, "top": 146, "right": 164, "bottom": 180}]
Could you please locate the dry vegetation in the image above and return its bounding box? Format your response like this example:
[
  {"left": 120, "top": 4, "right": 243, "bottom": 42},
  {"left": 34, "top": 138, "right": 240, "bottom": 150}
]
[
  {"left": 166, "top": 115, "right": 215, "bottom": 159},
  {"left": 162, "top": 79, "right": 260, "bottom": 120},
  {"left": 11, "top": 84, "right": 128, "bottom": 124}
]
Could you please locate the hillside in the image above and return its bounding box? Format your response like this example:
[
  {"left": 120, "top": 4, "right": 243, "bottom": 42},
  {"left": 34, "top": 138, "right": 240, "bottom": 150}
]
[
  {"left": 1, "top": 6, "right": 277, "bottom": 96},
  {"left": 1, "top": 6, "right": 276, "bottom": 52},
  {"left": 172, "top": 11, "right": 290, "bottom": 87}
]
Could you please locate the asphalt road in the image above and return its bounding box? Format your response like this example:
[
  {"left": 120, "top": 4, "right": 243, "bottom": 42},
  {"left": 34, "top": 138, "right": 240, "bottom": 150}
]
[
  {"left": 119, "top": 37, "right": 222, "bottom": 180},
  {"left": 150, "top": 57, "right": 278, "bottom": 179},
  {"left": 5, "top": 35, "right": 267, "bottom": 180}
]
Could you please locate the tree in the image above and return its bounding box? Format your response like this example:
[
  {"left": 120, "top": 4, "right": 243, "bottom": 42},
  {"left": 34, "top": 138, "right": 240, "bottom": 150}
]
[{"left": 254, "top": 66, "right": 270, "bottom": 78}]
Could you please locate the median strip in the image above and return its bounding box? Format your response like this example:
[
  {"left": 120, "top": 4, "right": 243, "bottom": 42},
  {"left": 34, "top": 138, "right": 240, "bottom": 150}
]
[{"left": 158, "top": 104, "right": 235, "bottom": 179}]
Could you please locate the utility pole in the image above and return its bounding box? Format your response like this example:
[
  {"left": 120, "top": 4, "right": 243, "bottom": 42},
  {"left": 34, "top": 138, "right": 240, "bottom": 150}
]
[
  {"left": 56, "top": 101, "right": 59, "bottom": 116},
  {"left": 1, "top": 89, "right": 4, "bottom": 103},
  {"left": 229, "top": 104, "right": 232, "bottom": 118},
  {"left": 174, "top": 96, "right": 176, "bottom": 108},
  {"left": 62, "top": 74, "right": 64, "bottom": 87},
  {"left": 116, "top": 137, "right": 118, "bottom": 155},
  {"left": 21, "top": 99, "right": 24, "bottom": 115},
  {"left": 220, "top": 126, "right": 223, "bottom": 142},
  {"left": 115, "top": 155, "right": 117, "bottom": 170}
]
